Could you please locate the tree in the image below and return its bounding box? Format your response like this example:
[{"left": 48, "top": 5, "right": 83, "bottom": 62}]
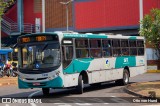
[
  {"left": 139, "top": 8, "right": 160, "bottom": 59},
  {"left": 0, "top": 0, "right": 6, "bottom": 49},
  {"left": 0, "top": 0, "right": 15, "bottom": 49}
]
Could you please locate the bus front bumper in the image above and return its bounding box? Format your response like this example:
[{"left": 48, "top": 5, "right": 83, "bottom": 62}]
[{"left": 18, "top": 76, "right": 63, "bottom": 89}]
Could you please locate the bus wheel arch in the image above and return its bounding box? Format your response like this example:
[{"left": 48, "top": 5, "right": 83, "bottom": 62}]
[
  {"left": 76, "top": 70, "right": 88, "bottom": 94},
  {"left": 124, "top": 66, "right": 130, "bottom": 77},
  {"left": 79, "top": 70, "right": 89, "bottom": 84}
]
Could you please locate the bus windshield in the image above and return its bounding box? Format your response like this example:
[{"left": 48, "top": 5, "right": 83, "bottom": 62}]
[{"left": 21, "top": 43, "right": 60, "bottom": 69}]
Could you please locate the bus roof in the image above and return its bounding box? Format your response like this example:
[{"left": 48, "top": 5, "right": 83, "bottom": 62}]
[
  {"left": 20, "top": 32, "right": 144, "bottom": 40},
  {"left": 62, "top": 33, "right": 144, "bottom": 40}
]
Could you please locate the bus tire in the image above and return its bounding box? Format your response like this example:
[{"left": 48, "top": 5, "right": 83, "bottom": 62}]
[
  {"left": 42, "top": 88, "right": 50, "bottom": 96},
  {"left": 77, "top": 75, "right": 84, "bottom": 94},
  {"left": 115, "top": 69, "right": 129, "bottom": 85}
]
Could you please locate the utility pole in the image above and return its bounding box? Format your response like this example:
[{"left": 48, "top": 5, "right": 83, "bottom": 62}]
[{"left": 60, "top": 0, "right": 73, "bottom": 32}]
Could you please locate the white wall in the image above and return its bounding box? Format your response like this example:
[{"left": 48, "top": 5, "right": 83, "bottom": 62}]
[{"left": 146, "top": 48, "right": 159, "bottom": 60}]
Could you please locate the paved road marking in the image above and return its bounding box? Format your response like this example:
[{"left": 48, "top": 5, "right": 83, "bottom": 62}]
[
  {"left": 67, "top": 99, "right": 92, "bottom": 105},
  {"left": 54, "top": 103, "right": 72, "bottom": 106},
  {"left": 87, "top": 98, "right": 105, "bottom": 103},
  {"left": 140, "top": 105, "right": 160, "bottom": 106},
  {"left": 110, "top": 96, "right": 129, "bottom": 103},
  {"left": 28, "top": 90, "right": 41, "bottom": 98},
  {"left": 5, "top": 104, "right": 9, "bottom": 106},
  {"left": 111, "top": 96, "right": 116, "bottom": 97},
  {"left": 28, "top": 90, "right": 41, "bottom": 106},
  {"left": 75, "top": 103, "right": 92, "bottom": 106},
  {"left": 30, "top": 103, "right": 37, "bottom": 106},
  {"left": 104, "top": 103, "right": 109, "bottom": 105}
]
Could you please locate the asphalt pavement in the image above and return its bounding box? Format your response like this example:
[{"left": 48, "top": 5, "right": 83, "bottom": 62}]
[{"left": 0, "top": 73, "right": 159, "bottom": 106}]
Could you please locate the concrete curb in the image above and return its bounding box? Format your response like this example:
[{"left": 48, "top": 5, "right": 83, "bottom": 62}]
[
  {"left": 147, "top": 70, "right": 160, "bottom": 73},
  {"left": 124, "top": 84, "right": 148, "bottom": 98},
  {"left": 124, "top": 83, "right": 160, "bottom": 99}
]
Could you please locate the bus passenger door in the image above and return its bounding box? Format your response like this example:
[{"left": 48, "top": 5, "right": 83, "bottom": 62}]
[{"left": 62, "top": 46, "right": 74, "bottom": 74}]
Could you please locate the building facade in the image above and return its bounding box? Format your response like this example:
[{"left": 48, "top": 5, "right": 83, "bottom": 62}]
[{"left": 1, "top": 0, "right": 160, "bottom": 69}]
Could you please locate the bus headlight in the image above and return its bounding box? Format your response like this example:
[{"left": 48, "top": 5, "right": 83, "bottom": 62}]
[
  {"left": 56, "top": 72, "right": 59, "bottom": 76},
  {"left": 48, "top": 75, "right": 57, "bottom": 80},
  {"left": 48, "top": 77, "right": 54, "bottom": 80},
  {"left": 20, "top": 76, "right": 26, "bottom": 81}
]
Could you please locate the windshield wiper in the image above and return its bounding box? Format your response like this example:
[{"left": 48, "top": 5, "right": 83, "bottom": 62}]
[{"left": 42, "top": 43, "right": 48, "bottom": 51}]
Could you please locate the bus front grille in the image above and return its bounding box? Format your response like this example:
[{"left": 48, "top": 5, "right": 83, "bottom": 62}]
[{"left": 25, "top": 77, "right": 48, "bottom": 81}]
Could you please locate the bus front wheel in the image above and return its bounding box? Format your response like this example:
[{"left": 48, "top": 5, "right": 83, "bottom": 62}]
[
  {"left": 77, "top": 75, "right": 84, "bottom": 94},
  {"left": 42, "top": 88, "right": 50, "bottom": 96}
]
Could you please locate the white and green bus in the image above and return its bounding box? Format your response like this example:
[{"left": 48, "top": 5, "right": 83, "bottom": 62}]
[{"left": 17, "top": 32, "right": 146, "bottom": 95}]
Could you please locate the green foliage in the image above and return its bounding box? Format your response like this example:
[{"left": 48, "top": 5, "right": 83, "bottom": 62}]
[
  {"left": 0, "top": 0, "right": 15, "bottom": 20},
  {"left": 139, "top": 8, "right": 160, "bottom": 59}
]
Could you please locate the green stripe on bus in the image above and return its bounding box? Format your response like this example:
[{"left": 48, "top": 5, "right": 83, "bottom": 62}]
[
  {"left": 115, "top": 56, "right": 136, "bottom": 68},
  {"left": 63, "top": 58, "right": 94, "bottom": 74},
  {"left": 64, "top": 34, "right": 108, "bottom": 39},
  {"left": 129, "top": 37, "right": 137, "bottom": 40}
]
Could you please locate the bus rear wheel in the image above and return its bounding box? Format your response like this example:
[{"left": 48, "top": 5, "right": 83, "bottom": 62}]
[
  {"left": 115, "top": 69, "right": 129, "bottom": 85},
  {"left": 42, "top": 88, "right": 50, "bottom": 96},
  {"left": 77, "top": 75, "right": 84, "bottom": 94}
]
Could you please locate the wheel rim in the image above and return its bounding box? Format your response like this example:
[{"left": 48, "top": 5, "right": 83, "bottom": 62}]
[
  {"left": 82, "top": 80, "right": 84, "bottom": 88},
  {"left": 124, "top": 72, "right": 129, "bottom": 83}
]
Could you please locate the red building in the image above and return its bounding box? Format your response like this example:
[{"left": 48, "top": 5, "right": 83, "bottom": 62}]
[{"left": 1, "top": 0, "right": 160, "bottom": 69}]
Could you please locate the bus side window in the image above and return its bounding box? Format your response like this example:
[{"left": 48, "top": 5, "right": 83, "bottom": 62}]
[
  {"left": 129, "top": 40, "right": 137, "bottom": 56},
  {"left": 137, "top": 40, "right": 144, "bottom": 56},
  {"left": 102, "top": 40, "right": 112, "bottom": 57},
  {"left": 62, "top": 46, "right": 73, "bottom": 69},
  {"left": 112, "top": 39, "right": 121, "bottom": 56},
  {"left": 121, "top": 40, "right": 129, "bottom": 56},
  {"left": 75, "top": 39, "right": 89, "bottom": 58},
  {"left": 90, "top": 39, "right": 102, "bottom": 58}
]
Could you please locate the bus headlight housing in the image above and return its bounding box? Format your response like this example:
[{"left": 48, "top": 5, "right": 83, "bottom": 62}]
[
  {"left": 48, "top": 74, "right": 57, "bottom": 80},
  {"left": 19, "top": 76, "right": 26, "bottom": 81}
]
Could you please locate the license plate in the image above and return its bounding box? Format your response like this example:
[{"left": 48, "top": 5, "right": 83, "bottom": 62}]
[{"left": 33, "top": 82, "right": 40, "bottom": 86}]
